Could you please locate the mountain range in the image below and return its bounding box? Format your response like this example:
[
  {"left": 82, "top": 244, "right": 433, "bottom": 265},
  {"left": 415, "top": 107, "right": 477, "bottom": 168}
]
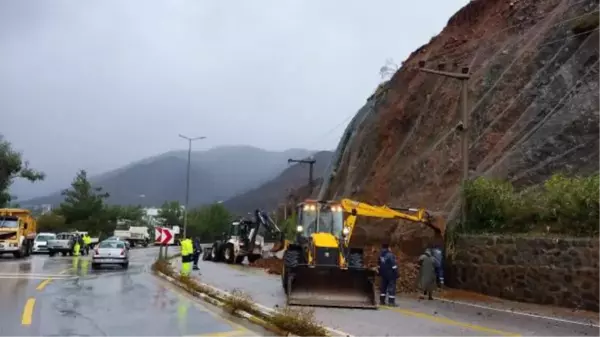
[
  {"left": 22, "top": 146, "right": 329, "bottom": 210},
  {"left": 223, "top": 151, "right": 333, "bottom": 215}
]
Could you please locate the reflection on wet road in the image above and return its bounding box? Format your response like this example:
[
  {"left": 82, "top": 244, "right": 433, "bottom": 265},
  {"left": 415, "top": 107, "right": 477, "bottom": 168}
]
[{"left": 0, "top": 247, "right": 268, "bottom": 336}]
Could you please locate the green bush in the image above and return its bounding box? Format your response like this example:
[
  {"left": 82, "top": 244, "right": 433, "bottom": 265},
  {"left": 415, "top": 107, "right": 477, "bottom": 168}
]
[{"left": 463, "top": 174, "right": 599, "bottom": 236}]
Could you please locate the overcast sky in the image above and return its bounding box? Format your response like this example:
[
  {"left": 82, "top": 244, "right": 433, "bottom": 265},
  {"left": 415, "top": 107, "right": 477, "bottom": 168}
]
[{"left": 2, "top": 0, "right": 469, "bottom": 198}]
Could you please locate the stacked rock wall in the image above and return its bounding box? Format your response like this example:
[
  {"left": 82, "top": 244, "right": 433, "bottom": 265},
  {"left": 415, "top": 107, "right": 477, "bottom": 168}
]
[{"left": 448, "top": 235, "right": 599, "bottom": 311}]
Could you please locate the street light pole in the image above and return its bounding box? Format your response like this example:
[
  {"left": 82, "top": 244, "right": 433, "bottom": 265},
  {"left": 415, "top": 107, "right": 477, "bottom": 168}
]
[
  {"left": 418, "top": 61, "right": 471, "bottom": 227},
  {"left": 288, "top": 157, "right": 317, "bottom": 195},
  {"left": 178, "top": 134, "right": 206, "bottom": 238}
]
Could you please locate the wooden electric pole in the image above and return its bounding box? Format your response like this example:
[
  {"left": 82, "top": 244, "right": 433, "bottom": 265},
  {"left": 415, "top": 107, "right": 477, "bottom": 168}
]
[{"left": 418, "top": 61, "right": 471, "bottom": 227}]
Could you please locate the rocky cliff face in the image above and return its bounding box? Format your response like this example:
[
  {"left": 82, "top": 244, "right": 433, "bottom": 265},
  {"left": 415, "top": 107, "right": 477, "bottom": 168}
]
[{"left": 319, "top": 0, "right": 599, "bottom": 243}]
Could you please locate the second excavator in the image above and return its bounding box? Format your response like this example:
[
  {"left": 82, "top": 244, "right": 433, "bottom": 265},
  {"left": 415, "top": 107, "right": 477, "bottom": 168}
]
[{"left": 278, "top": 198, "right": 443, "bottom": 309}]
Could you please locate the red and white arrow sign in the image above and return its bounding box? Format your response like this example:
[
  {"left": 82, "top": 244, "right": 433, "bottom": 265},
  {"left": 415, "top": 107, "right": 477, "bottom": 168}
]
[
  {"left": 160, "top": 228, "right": 173, "bottom": 245},
  {"left": 155, "top": 227, "right": 163, "bottom": 243}
]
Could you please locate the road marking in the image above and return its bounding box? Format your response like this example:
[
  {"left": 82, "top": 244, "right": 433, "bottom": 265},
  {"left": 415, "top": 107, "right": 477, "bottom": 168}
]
[
  {"left": 183, "top": 330, "right": 247, "bottom": 337},
  {"left": 36, "top": 278, "right": 52, "bottom": 291},
  {"left": 437, "top": 298, "right": 600, "bottom": 328},
  {"left": 384, "top": 306, "right": 521, "bottom": 336},
  {"left": 0, "top": 275, "right": 76, "bottom": 280},
  {"left": 21, "top": 298, "right": 35, "bottom": 326},
  {"left": 0, "top": 272, "right": 72, "bottom": 278}
]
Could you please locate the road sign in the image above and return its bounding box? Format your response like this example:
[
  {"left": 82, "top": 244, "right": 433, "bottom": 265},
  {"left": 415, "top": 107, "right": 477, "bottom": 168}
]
[
  {"left": 155, "top": 228, "right": 163, "bottom": 243},
  {"left": 155, "top": 227, "right": 174, "bottom": 245},
  {"left": 160, "top": 228, "right": 173, "bottom": 245}
]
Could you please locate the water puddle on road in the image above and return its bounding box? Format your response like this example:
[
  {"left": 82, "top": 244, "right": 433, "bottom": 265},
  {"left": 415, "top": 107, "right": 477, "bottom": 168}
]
[{"left": 156, "top": 277, "right": 277, "bottom": 336}]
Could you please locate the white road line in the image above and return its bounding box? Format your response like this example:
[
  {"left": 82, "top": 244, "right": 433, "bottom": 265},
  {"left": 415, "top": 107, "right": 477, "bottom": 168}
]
[
  {"left": 0, "top": 275, "right": 77, "bottom": 280},
  {"left": 0, "top": 272, "right": 74, "bottom": 278},
  {"left": 438, "top": 298, "right": 600, "bottom": 328}
]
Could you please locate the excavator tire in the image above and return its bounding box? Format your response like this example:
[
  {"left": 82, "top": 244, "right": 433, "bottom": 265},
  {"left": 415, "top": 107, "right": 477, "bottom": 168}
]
[
  {"left": 202, "top": 247, "right": 212, "bottom": 261},
  {"left": 282, "top": 249, "right": 300, "bottom": 294},
  {"left": 224, "top": 244, "right": 235, "bottom": 264},
  {"left": 210, "top": 243, "right": 221, "bottom": 262}
]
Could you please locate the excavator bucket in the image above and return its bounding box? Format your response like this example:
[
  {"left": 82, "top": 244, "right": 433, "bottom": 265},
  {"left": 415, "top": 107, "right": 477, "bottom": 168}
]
[{"left": 285, "top": 265, "right": 377, "bottom": 309}]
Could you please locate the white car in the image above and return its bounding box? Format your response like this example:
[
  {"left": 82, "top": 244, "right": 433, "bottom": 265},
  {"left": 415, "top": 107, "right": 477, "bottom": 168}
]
[
  {"left": 92, "top": 240, "right": 129, "bottom": 269},
  {"left": 33, "top": 233, "right": 56, "bottom": 254}
]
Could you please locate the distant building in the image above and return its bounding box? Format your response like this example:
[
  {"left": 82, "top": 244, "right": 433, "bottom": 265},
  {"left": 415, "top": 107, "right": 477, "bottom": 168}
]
[
  {"left": 143, "top": 207, "right": 161, "bottom": 226},
  {"left": 40, "top": 204, "right": 52, "bottom": 215}
]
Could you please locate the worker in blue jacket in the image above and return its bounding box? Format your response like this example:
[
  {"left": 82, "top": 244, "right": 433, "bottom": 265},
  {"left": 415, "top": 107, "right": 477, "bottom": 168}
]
[
  {"left": 431, "top": 245, "right": 444, "bottom": 287},
  {"left": 378, "top": 243, "right": 399, "bottom": 306}
]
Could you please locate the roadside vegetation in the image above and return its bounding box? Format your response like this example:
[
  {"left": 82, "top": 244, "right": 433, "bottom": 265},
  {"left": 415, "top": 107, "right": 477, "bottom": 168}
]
[
  {"left": 462, "top": 173, "right": 599, "bottom": 237},
  {"left": 0, "top": 135, "right": 45, "bottom": 208},
  {"left": 152, "top": 258, "right": 327, "bottom": 336}
]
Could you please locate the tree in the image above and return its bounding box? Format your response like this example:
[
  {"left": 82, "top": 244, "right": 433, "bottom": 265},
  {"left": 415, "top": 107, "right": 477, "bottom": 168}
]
[
  {"left": 57, "top": 170, "right": 110, "bottom": 235},
  {"left": 37, "top": 212, "right": 67, "bottom": 232},
  {"left": 0, "top": 135, "right": 45, "bottom": 207},
  {"left": 280, "top": 212, "right": 298, "bottom": 240},
  {"left": 157, "top": 201, "right": 183, "bottom": 225},
  {"left": 187, "top": 203, "right": 232, "bottom": 241},
  {"left": 106, "top": 205, "right": 145, "bottom": 223},
  {"left": 379, "top": 58, "right": 399, "bottom": 80}
]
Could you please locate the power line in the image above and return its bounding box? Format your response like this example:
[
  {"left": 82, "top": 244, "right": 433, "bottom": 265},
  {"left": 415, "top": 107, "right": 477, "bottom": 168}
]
[{"left": 305, "top": 113, "right": 355, "bottom": 149}]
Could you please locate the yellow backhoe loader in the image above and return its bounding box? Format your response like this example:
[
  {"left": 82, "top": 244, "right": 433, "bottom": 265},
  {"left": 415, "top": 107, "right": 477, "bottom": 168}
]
[{"left": 279, "top": 198, "right": 442, "bottom": 309}]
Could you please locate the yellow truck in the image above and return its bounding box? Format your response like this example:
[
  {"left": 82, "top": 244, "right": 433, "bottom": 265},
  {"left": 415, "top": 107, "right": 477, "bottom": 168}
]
[{"left": 0, "top": 208, "right": 37, "bottom": 258}]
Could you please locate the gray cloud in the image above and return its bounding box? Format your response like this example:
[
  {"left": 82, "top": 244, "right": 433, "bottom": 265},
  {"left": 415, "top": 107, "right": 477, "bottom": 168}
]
[{"left": 1, "top": 0, "right": 469, "bottom": 198}]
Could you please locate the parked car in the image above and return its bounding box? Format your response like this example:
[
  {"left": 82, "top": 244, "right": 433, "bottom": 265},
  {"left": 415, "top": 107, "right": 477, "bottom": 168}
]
[
  {"left": 33, "top": 232, "right": 56, "bottom": 254},
  {"left": 92, "top": 240, "right": 129, "bottom": 269},
  {"left": 47, "top": 232, "right": 75, "bottom": 257}
]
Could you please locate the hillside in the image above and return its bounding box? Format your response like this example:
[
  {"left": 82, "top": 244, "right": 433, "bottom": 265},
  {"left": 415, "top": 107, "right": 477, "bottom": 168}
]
[
  {"left": 318, "top": 0, "right": 599, "bottom": 243},
  {"left": 223, "top": 151, "right": 333, "bottom": 215},
  {"left": 23, "top": 146, "right": 316, "bottom": 207}
]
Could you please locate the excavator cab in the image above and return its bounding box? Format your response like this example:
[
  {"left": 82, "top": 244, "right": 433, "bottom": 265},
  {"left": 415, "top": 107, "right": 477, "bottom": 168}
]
[{"left": 281, "top": 200, "right": 377, "bottom": 309}]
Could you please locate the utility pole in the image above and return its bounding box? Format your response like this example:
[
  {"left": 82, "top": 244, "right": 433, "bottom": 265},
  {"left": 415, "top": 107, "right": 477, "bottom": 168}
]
[
  {"left": 288, "top": 157, "right": 316, "bottom": 195},
  {"left": 417, "top": 61, "right": 470, "bottom": 227},
  {"left": 178, "top": 134, "right": 206, "bottom": 238}
]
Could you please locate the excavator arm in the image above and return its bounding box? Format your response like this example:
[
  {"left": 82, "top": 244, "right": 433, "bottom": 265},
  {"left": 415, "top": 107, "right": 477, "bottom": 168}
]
[
  {"left": 252, "top": 209, "right": 286, "bottom": 253},
  {"left": 340, "top": 199, "right": 442, "bottom": 246}
]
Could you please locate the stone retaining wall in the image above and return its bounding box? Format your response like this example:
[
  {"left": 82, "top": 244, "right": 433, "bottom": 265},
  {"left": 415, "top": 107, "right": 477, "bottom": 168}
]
[{"left": 447, "top": 235, "right": 599, "bottom": 312}]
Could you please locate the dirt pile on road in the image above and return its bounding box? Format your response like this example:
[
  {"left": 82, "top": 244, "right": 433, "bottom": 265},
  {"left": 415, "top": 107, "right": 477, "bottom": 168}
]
[
  {"left": 249, "top": 257, "right": 283, "bottom": 275},
  {"left": 249, "top": 245, "right": 422, "bottom": 294},
  {"left": 364, "top": 245, "right": 420, "bottom": 294}
]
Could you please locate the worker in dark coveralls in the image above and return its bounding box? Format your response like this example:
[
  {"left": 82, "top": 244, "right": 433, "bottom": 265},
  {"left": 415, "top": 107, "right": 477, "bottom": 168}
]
[
  {"left": 378, "top": 243, "right": 399, "bottom": 306},
  {"left": 418, "top": 248, "right": 437, "bottom": 300},
  {"left": 192, "top": 237, "right": 201, "bottom": 271}
]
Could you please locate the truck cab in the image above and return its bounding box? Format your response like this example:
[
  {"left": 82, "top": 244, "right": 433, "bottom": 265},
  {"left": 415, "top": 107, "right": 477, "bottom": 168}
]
[{"left": 0, "top": 208, "right": 37, "bottom": 258}]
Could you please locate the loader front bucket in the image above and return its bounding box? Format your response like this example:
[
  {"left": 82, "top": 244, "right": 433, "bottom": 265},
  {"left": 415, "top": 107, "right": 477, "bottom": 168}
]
[{"left": 286, "top": 265, "right": 377, "bottom": 309}]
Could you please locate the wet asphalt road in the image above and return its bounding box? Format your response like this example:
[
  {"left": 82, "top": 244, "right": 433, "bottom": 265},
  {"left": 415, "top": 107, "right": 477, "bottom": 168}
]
[
  {"left": 179, "top": 256, "right": 600, "bottom": 336},
  {"left": 0, "top": 247, "right": 268, "bottom": 336}
]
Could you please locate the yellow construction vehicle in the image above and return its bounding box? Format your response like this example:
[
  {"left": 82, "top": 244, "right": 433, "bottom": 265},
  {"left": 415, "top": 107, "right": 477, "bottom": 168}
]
[
  {"left": 0, "top": 208, "right": 37, "bottom": 258},
  {"left": 279, "top": 198, "right": 442, "bottom": 309}
]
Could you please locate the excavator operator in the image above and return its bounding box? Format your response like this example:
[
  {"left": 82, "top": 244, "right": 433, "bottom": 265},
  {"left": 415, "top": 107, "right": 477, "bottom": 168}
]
[{"left": 303, "top": 204, "right": 343, "bottom": 235}]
